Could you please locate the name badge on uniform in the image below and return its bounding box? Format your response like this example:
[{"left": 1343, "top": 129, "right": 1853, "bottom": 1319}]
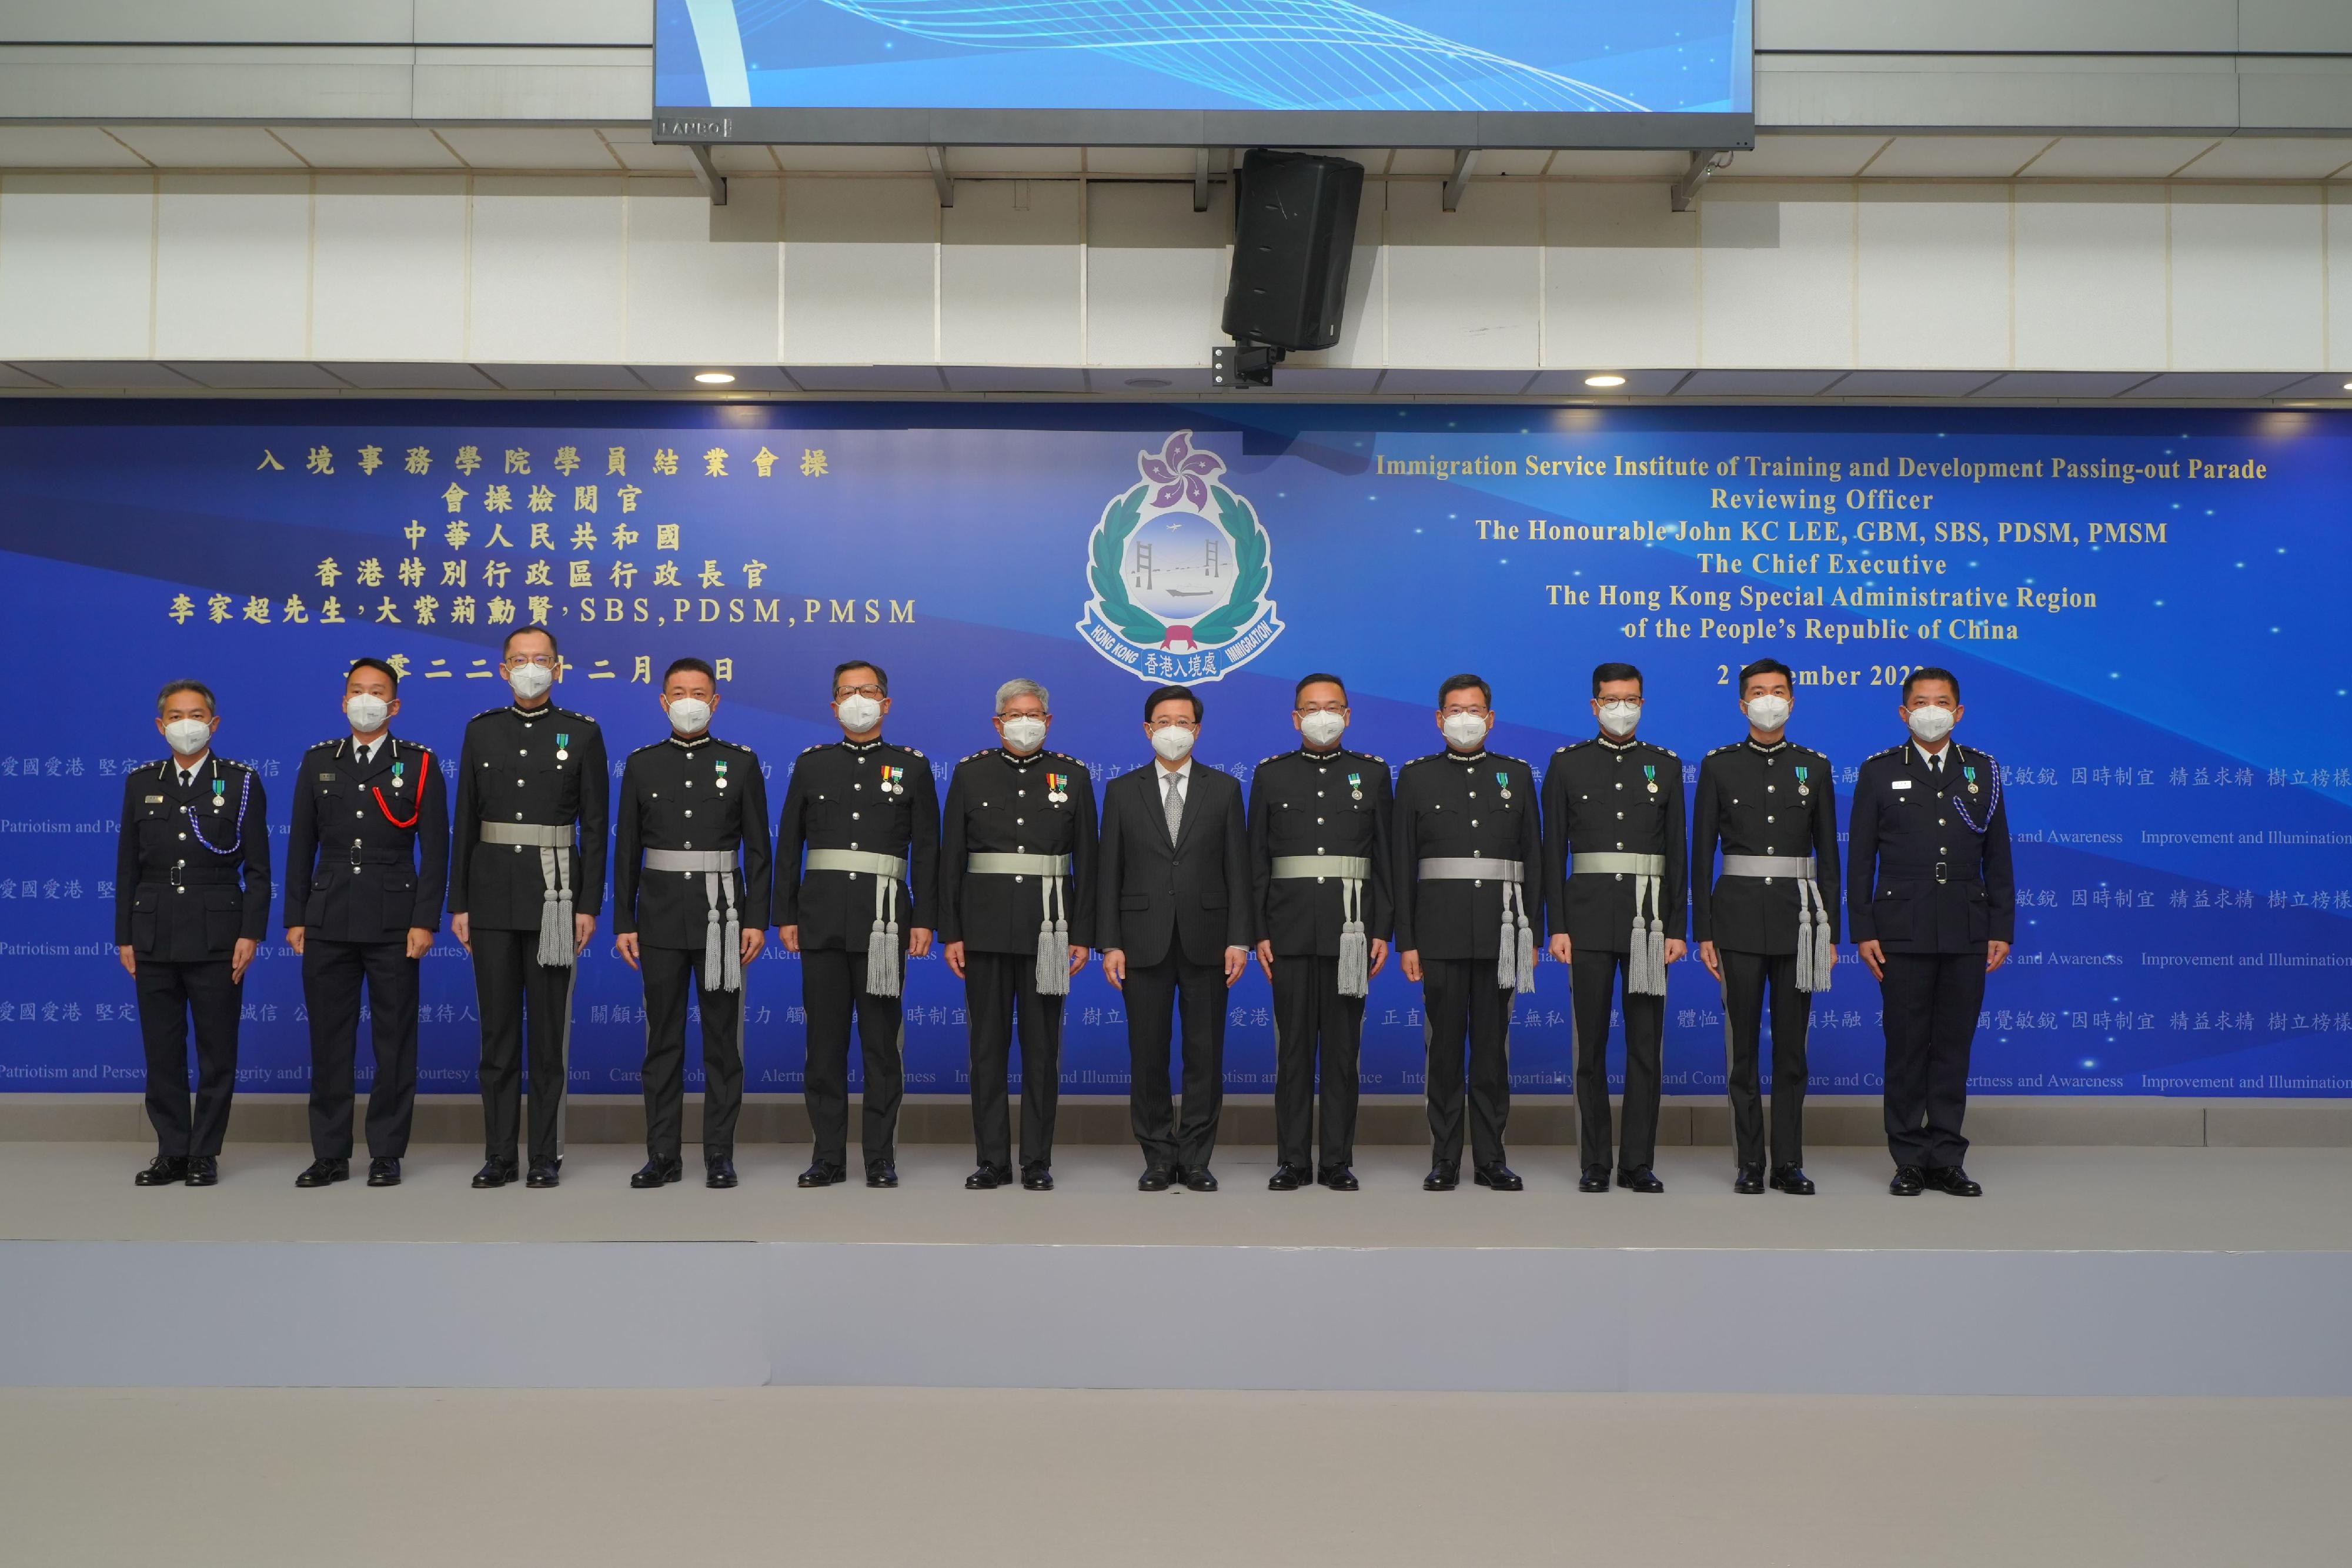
[
  {"left": 1347, "top": 771, "right": 1362, "bottom": 801},
  {"left": 1891, "top": 778, "right": 1913, "bottom": 791},
  {"left": 144, "top": 794, "right": 164, "bottom": 804},
  {"left": 554, "top": 732, "right": 570, "bottom": 761},
  {"left": 714, "top": 759, "right": 729, "bottom": 790},
  {"left": 318, "top": 771, "right": 337, "bottom": 781}
]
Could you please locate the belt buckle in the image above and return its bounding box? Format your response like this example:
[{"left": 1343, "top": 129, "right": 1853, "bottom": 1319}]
[
  {"left": 349, "top": 840, "right": 367, "bottom": 871},
  {"left": 1934, "top": 860, "right": 1949, "bottom": 884},
  {"left": 168, "top": 864, "right": 186, "bottom": 891}
]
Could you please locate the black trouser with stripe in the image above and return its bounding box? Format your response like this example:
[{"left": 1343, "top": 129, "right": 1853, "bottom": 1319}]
[
  {"left": 135, "top": 958, "right": 240, "bottom": 1159},
  {"left": 302, "top": 937, "right": 418, "bottom": 1161},
  {"left": 1569, "top": 947, "right": 1663, "bottom": 1175},
  {"left": 640, "top": 943, "right": 744, "bottom": 1165},
  {"left": 1272, "top": 953, "right": 1361, "bottom": 1172},
  {"left": 1880, "top": 950, "right": 1985, "bottom": 1169},
  {"left": 963, "top": 950, "right": 1063, "bottom": 1172},
  {"left": 1419, "top": 957, "right": 1510, "bottom": 1171},
  {"left": 801, "top": 947, "right": 903, "bottom": 1172},
  {"left": 470, "top": 927, "right": 571, "bottom": 1169},
  {"left": 1719, "top": 948, "right": 1808, "bottom": 1171}
]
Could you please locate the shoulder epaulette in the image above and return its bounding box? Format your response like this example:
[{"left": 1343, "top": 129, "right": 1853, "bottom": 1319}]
[
  {"left": 627, "top": 739, "right": 666, "bottom": 756},
  {"left": 1558, "top": 738, "right": 1592, "bottom": 753},
  {"left": 1869, "top": 744, "right": 1905, "bottom": 760},
  {"left": 1400, "top": 752, "right": 1445, "bottom": 769},
  {"left": 1707, "top": 741, "right": 1739, "bottom": 755},
  {"left": 904, "top": 745, "right": 925, "bottom": 758},
  {"left": 470, "top": 706, "right": 507, "bottom": 722},
  {"left": 961, "top": 748, "right": 991, "bottom": 763},
  {"left": 801, "top": 743, "right": 825, "bottom": 754}
]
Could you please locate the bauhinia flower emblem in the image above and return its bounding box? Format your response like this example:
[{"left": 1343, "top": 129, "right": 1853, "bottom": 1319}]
[{"left": 1138, "top": 430, "right": 1224, "bottom": 510}]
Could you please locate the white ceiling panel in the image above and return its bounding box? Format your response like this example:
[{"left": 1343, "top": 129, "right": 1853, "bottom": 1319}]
[
  {"left": 2019, "top": 137, "right": 2220, "bottom": 179},
  {"left": 435, "top": 128, "right": 624, "bottom": 170},
  {"left": 1385, "top": 150, "right": 1458, "bottom": 178},
  {"left": 1863, "top": 137, "right": 2057, "bottom": 179},
  {"left": 163, "top": 361, "right": 349, "bottom": 389},
  {"left": 1678, "top": 369, "right": 1847, "bottom": 396},
  {"left": 583, "top": 128, "right": 701, "bottom": 174},
  {"left": 709, "top": 145, "right": 781, "bottom": 173},
  {"left": 0, "top": 126, "right": 149, "bottom": 168},
  {"left": 786, "top": 365, "right": 949, "bottom": 391},
  {"left": 269, "top": 126, "right": 463, "bottom": 170},
  {"left": 105, "top": 126, "right": 304, "bottom": 170},
  {"left": 324, "top": 362, "right": 503, "bottom": 390},
  {"left": 1719, "top": 136, "right": 1889, "bottom": 178},
  {"left": 476, "top": 364, "right": 650, "bottom": 390},
  {"left": 1084, "top": 148, "right": 1208, "bottom": 176},
  {"left": 1476, "top": 150, "right": 1556, "bottom": 178},
  {"left": 9, "top": 361, "right": 201, "bottom": 388},
  {"left": 1828, "top": 370, "right": 2005, "bottom": 396},
  {"left": 946, "top": 146, "right": 1085, "bottom": 175},
  {"left": 2172, "top": 138, "right": 2352, "bottom": 180}
]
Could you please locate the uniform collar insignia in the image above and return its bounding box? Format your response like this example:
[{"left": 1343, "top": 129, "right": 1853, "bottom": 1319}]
[
  {"left": 842, "top": 737, "right": 884, "bottom": 753},
  {"left": 666, "top": 734, "right": 711, "bottom": 749},
  {"left": 1745, "top": 738, "right": 1788, "bottom": 753},
  {"left": 1444, "top": 748, "right": 1486, "bottom": 764},
  {"left": 999, "top": 747, "right": 1044, "bottom": 767},
  {"left": 1597, "top": 734, "right": 1638, "bottom": 750}
]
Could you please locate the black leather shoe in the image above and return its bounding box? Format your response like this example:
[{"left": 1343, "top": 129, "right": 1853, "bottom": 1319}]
[
  {"left": 524, "top": 1161, "right": 560, "bottom": 1189},
  {"left": 1925, "top": 1165, "right": 1983, "bottom": 1197},
  {"left": 183, "top": 1156, "right": 219, "bottom": 1187},
  {"left": 1267, "top": 1162, "right": 1309, "bottom": 1191},
  {"left": 1617, "top": 1166, "right": 1665, "bottom": 1194},
  {"left": 1889, "top": 1164, "right": 1925, "bottom": 1196},
  {"left": 296, "top": 1158, "right": 349, "bottom": 1189},
  {"left": 1021, "top": 1164, "right": 1054, "bottom": 1192},
  {"left": 797, "top": 1162, "right": 846, "bottom": 1188},
  {"left": 472, "top": 1159, "right": 517, "bottom": 1189},
  {"left": 1578, "top": 1165, "right": 1611, "bottom": 1193},
  {"left": 366, "top": 1158, "right": 401, "bottom": 1187},
  {"left": 866, "top": 1162, "right": 900, "bottom": 1189},
  {"left": 1181, "top": 1167, "right": 1218, "bottom": 1192},
  {"left": 1770, "top": 1165, "right": 1816, "bottom": 1195},
  {"left": 1474, "top": 1162, "right": 1524, "bottom": 1192},
  {"left": 1733, "top": 1164, "right": 1765, "bottom": 1195},
  {"left": 1137, "top": 1166, "right": 1174, "bottom": 1192},
  {"left": 135, "top": 1155, "right": 188, "bottom": 1186},
  {"left": 705, "top": 1157, "right": 738, "bottom": 1189},
  {"left": 630, "top": 1157, "right": 683, "bottom": 1189},
  {"left": 964, "top": 1164, "right": 1010, "bottom": 1190},
  {"left": 1422, "top": 1163, "right": 1459, "bottom": 1192},
  {"left": 1318, "top": 1166, "right": 1359, "bottom": 1192}
]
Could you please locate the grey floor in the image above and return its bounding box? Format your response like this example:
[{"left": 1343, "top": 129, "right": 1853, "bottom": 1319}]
[
  {"left": 6, "top": 1140, "right": 2350, "bottom": 1249},
  {"left": 2, "top": 1386, "right": 2347, "bottom": 1567}
]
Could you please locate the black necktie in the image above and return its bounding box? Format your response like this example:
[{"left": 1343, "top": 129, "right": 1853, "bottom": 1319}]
[
  {"left": 1929, "top": 754, "right": 1943, "bottom": 780},
  {"left": 179, "top": 770, "right": 193, "bottom": 790}
]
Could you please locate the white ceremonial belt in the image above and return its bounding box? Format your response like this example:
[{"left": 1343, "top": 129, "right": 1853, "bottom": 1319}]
[
  {"left": 1273, "top": 855, "right": 1371, "bottom": 880},
  {"left": 481, "top": 822, "right": 571, "bottom": 848},
  {"left": 644, "top": 849, "right": 735, "bottom": 872},
  {"left": 967, "top": 852, "right": 1071, "bottom": 877},
  {"left": 1720, "top": 855, "right": 1816, "bottom": 879},
  {"left": 1417, "top": 857, "right": 1524, "bottom": 882},
  {"left": 1572, "top": 852, "right": 1665, "bottom": 877},
  {"left": 807, "top": 848, "right": 908, "bottom": 879}
]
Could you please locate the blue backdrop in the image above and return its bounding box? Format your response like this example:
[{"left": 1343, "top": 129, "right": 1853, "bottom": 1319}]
[{"left": 1, "top": 400, "right": 2346, "bottom": 1101}]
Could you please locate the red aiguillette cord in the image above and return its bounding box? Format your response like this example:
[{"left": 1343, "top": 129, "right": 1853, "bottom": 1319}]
[{"left": 372, "top": 750, "right": 430, "bottom": 829}]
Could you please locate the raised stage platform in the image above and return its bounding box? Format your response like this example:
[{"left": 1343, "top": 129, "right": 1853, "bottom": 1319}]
[{"left": 4, "top": 1141, "right": 2348, "bottom": 1398}]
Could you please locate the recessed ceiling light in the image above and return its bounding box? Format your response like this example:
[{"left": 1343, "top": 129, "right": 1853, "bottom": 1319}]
[
  {"left": 2341, "top": 380, "right": 2352, "bottom": 392},
  {"left": 1583, "top": 373, "right": 1628, "bottom": 388},
  {"left": 694, "top": 371, "right": 737, "bottom": 385}
]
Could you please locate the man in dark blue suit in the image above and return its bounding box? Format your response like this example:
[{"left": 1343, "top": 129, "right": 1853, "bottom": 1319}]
[{"left": 1097, "top": 684, "right": 1251, "bottom": 1192}]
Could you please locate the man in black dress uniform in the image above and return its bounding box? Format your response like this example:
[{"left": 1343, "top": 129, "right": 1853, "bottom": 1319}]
[
  {"left": 1849, "top": 666, "right": 2013, "bottom": 1197},
  {"left": 1393, "top": 673, "right": 1539, "bottom": 1193},
  {"left": 1248, "top": 673, "right": 1391, "bottom": 1192},
  {"left": 116, "top": 680, "right": 270, "bottom": 1187},
  {"left": 1692, "top": 657, "right": 1838, "bottom": 1196},
  {"left": 613, "top": 658, "right": 772, "bottom": 1190},
  {"left": 940, "top": 678, "right": 1096, "bottom": 1192},
  {"left": 1098, "top": 684, "right": 1250, "bottom": 1192},
  {"left": 284, "top": 657, "right": 449, "bottom": 1189},
  {"left": 1542, "top": 661, "right": 1686, "bottom": 1195},
  {"left": 449, "top": 625, "right": 609, "bottom": 1190},
  {"left": 776, "top": 660, "right": 938, "bottom": 1189}
]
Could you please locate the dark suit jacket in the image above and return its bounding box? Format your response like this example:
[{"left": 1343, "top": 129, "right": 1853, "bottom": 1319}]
[{"left": 1096, "top": 761, "right": 1250, "bottom": 969}]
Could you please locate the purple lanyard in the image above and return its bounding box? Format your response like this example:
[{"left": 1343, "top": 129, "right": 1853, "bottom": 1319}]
[
  {"left": 183, "top": 767, "right": 252, "bottom": 855},
  {"left": 1945, "top": 756, "right": 2000, "bottom": 835}
]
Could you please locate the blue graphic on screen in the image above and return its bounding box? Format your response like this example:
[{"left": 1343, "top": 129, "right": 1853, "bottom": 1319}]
[
  {"left": 656, "top": 0, "right": 1752, "bottom": 115},
  {"left": 0, "top": 402, "right": 2346, "bottom": 1105}
]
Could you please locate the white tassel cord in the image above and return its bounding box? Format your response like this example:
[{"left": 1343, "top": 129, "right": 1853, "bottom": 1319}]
[
  {"left": 719, "top": 870, "right": 742, "bottom": 992},
  {"left": 1794, "top": 877, "right": 1832, "bottom": 994},
  {"left": 537, "top": 844, "right": 574, "bottom": 969},
  {"left": 1512, "top": 882, "right": 1538, "bottom": 995},
  {"left": 1036, "top": 874, "right": 1070, "bottom": 997},
  {"left": 865, "top": 874, "right": 903, "bottom": 998},
  {"left": 1626, "top": 875, "right": 1653, "bottom": 996},
  {"left": 1337, "top": 877, "right": 1369, "bottom": 999}
]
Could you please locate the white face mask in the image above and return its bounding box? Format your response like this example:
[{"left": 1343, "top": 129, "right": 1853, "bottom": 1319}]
[
  {"left": 163, "top": 718, "right": 212, "bottom": 757},
  {"left": 1597, "top": 700, "right": 1641, "bottom": 738},
  {"left": 1299, "top": 711, "right": 1347, "bottom": 748},
  {"left": 346, "top": 694, "right": 390, "bottom": 734},
  {"left": 667, "top": 697, "right": 711, "bottom": 736},
  {"left": 1441, "top": 712, "right": 1488, "bottom": 751},
  {"left": 836, "top": 693, "right": 883, "bottom": 734},
  {"left": 1743, "top": 694, "right": 1791, "bottom": 733},
  {"left": 1151, "top": 724, "right": 1196, "bottom": 762},
  {"left": 1906, "top": 705, "right": 1956, "bottom": 744},
  {"left": 507, "top": 661, "right": 553, "bottom": 701},
  {"left": 1000, "top": 716, "right": 1047, "bottom": 754}
]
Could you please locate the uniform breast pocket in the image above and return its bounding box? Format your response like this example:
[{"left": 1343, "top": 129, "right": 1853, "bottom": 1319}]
[{"left": 202, "top": 887, "right": 243, "bottom": 949}]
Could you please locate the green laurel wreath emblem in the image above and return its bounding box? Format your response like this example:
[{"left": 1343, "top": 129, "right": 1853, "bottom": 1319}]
[{"left": 1086, "top": 483, "right": 1271, "bottom": 647}]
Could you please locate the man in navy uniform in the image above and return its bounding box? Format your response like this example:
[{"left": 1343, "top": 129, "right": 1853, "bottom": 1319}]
[
  {"left": 115, "top": 679, "right": 270, "bottom": 1186},
  {"left": 939, "top": 678, "right": 1096, "bottom": 1192},
  {"left": 1542, "top": 662, "right": 1686, "bottom": 1195},
  {"left": 284, "top": 657, "right": 449, "bottom": 1189},
  {"left": 449, "top": 625, "right": 609, "bottom": 1190},
  {"left": 1393, "top": 673, "right": 1540, "bottom": 1193},
  {"left": 1692, "top": 657, "right": 1838, "bottom": 1196},
  {"left": 1849, "top": 666, "right": 2013, "bottom": 1197},
  {"left": 776, "top": 660, "right": 939, "bottom": 1189},
  {"left": 1248, "top": 673, "right": 1391, "bottom": 1192},
  {"left": 1098, "top": 684, "right": 1251, "bottom": 1192},
  {"left": 613, "top": 658, "right": 771, "bottom": 1190}
]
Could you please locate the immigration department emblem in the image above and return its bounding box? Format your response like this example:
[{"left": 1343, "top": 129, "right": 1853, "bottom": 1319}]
[{"left": 1077, "top": 431, "right": 1282, "bottom": 683}]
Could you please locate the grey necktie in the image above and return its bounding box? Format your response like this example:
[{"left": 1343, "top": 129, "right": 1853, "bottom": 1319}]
[{"left": 1162, "top": 771, "right": 1185, "bottom": 841}]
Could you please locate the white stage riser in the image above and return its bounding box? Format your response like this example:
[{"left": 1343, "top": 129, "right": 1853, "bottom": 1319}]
[{"left": 5, "top": 1241, "right": 2347, "bottom": 1396}]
